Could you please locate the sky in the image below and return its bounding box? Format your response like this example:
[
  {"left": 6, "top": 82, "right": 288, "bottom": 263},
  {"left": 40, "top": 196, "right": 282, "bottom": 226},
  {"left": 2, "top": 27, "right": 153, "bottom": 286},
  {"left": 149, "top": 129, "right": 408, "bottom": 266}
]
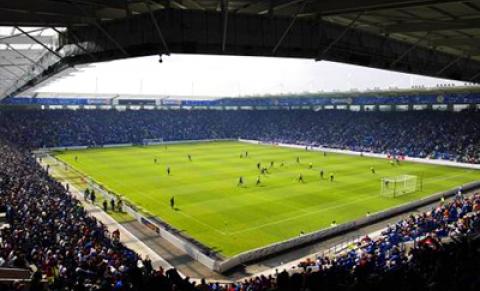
[{"left": 36, "top": 54, "right": 467, "bottom": 98}]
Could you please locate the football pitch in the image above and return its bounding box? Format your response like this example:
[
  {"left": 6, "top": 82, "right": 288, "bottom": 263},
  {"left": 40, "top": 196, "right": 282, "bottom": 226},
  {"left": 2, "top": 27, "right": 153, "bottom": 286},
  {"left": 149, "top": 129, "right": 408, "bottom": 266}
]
[{"left": 54, "top": 141, "right": 479, "bottom": 257}]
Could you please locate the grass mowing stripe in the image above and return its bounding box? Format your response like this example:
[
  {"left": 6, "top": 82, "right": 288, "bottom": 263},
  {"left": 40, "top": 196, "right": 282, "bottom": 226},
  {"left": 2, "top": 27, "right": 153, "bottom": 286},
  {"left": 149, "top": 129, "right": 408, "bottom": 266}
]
[
  {"left": 228, "top": 194, "right": 379, "bottom": 235},
  {"left": 54, "top": 141, "right": 480, "bottom": 257},
  {"left": 227, "top": 171, "right": 474, "bottom": 235}
]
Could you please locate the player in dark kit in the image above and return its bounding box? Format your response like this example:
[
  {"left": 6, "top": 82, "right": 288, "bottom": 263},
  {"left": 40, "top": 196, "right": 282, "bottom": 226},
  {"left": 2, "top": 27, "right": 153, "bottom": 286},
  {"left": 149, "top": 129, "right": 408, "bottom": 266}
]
[
  {"left": 170, "top": 196, "right": 175, "bottom": 209},
  {"left": 298, "top": 173, "right": 304, "bottom": 183},
  {"left": 320, "top": 169, "right": 324, "bottom": 179},
  {"left": 245, "top": 151, "right": 248, "bottom": 158},
  {"left": 330, "top": 173, "right": 335, "bottom": 182},
  {"left": 238, "top": 176, "right": 244, "bottom": 186},
  {"left": 370, "top": 167, "right": 375, "bottom": 174},
  {"left": 256, "top": 176, "right": 261, "bottom": 186},
  {"left": 296, "top": 156, "right": 300, "bottom": 163},
  {"left": 261, "top": 167, "right": 268, "bottom": 175},
  {"left": 166, "top": 166, "right": 171, "bottom": 175},
  {"left": 154, "top": 157, "right": 157, "bottom": 164},
  {"left": 187, "top": 154, "right": 192, "bottom": 161},
  {"left": 257, "top": 162, "right": 261, "bottom": 170}
]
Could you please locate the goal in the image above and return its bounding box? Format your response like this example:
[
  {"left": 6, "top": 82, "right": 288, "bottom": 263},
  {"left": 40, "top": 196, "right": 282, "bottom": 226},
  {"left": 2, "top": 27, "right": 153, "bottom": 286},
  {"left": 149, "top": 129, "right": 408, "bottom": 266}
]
[
  {"left": 380, "top": 175, "right": 418, "bottom": 198},
  {"left": 142, "top": 138, "right": 164, "bottom": 146}
]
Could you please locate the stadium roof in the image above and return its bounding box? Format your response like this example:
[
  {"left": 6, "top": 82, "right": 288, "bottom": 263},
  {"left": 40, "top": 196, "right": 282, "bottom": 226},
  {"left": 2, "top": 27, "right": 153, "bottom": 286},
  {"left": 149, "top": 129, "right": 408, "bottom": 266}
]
[
  {"left": 2, "top": 1, "right": 480, "bottom": 98},
  {"left": 0, "top": 27, "right": 58, "bottom": 97}
]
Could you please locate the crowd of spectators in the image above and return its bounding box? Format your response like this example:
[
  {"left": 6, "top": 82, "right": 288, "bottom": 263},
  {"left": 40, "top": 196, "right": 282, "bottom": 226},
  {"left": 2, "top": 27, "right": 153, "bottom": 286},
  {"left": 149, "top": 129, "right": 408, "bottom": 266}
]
[
  {"left": 0, "top": 108, "right": 479, "bottom": 163},
  {"left": 1, "top": 108, "right": 480, "bottom": 290},
  {"left": 0, "top": 139, "right": 148, "bottom": 290},
  {"left": 297, "top": 192, "right": 480, "bottom": 289}
]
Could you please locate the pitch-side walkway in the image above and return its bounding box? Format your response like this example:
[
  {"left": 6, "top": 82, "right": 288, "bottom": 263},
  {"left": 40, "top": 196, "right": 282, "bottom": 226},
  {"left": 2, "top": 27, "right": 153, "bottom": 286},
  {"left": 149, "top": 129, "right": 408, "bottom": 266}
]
[
  {"left": 65, "top": 183, "right": 173, "bottom": 270},
  {"left": 61, "top": 179, "right": 230, "bottom": 280},
  {"left": 41, "top": 156, "right": 230, "bottom": 281},
  {"left": 71, "top": 183, "right": 230, "bottom": 280}
]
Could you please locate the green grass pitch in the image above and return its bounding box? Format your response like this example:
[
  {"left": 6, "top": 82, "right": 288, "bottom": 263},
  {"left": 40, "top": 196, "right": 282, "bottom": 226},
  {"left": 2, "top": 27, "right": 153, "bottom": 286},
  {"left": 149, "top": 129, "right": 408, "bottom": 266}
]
[{"left": 54, "top": 141, "right": 479, "bottom": 257}]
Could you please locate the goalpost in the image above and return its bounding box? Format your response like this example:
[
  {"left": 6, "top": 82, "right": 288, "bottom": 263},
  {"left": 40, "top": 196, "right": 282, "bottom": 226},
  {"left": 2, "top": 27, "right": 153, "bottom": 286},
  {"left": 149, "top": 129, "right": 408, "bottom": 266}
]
[
  {"left": 380, "top": 175, "right": 418, "bottom": 198},
  {"left": 142, "top": 138, "right": 164, "bottom": 146}
]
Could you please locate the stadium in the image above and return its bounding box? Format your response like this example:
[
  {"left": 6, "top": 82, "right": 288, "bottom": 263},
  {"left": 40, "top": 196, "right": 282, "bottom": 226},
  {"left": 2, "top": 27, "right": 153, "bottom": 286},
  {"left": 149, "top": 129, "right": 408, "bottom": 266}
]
[{"left": 1, "top": 1, "right": 480, "bottom": 291}]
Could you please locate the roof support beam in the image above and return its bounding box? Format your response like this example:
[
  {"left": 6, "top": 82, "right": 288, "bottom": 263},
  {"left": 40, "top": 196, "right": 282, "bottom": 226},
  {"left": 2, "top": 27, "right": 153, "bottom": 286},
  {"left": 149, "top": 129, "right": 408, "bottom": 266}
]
[
  {"left": 259, "top": 0, "right": 304, "bottom": 15},
  {"left": 272, "top": 0, "right": 307, "bottom": 55},
  {"left": 237, "top": 0, "right": 460, "bottom": 16},
  {"left": 431, "top": 37, "right": 480, "bottom": 47},
  {"left": 14, "top": 26, "right": 63, "bottom": 59},
  {"left": 51, "top": 27, "right": 96, "bottom": 62},
  {"left": 74, "top": 3, "right": 129, "bottom": 57},
  {"left": 0, "top": 0, "right": 95, "bottom": 19},
  {"left": 221, "top": 0, "right": 229, "bottom": 52},
  {"left": 469, "top": 71, "right": 480, "bottom": 82},
  {"left": 5, "top": 44, "right": 47, "bottom": 70},
  {"left": 0, "top": 35, "right": 54, "bottom": 45},
  {"left": 0, "top": 50, "right": 44, "bottom": 58},
  {"left": 390, "top": 32, "right": 431, "bottom": 68},
  {"left": 0, "top": 28, "right": 46, "bottom": 42},
  {"left": 310, "top": 0, "right": 462, "bottom": 16},
  {"left": 145, "top": 0, "right": 170, "bottom": 55},
  {"left": 436, "top": 54, "right": 467, "bottom": 75},
  {"left": 316, "top": 11, "right": 363, "bottom": 61},
  {"left": 181, "top": 0, "right": 206, "bottom": 10},
  {"left": 90, "top": 22, "right": 129, "bottom": 57},
  {"left": 385, "top": 18, "right": 480, "bottom": 33},
  {"left": 1, "top": 56, "right": 28, "bottom": 74},
  {"left": 0, "top": 64, "right": 30, "bottom": 68},
  {"left": 0, "top": 65, "right": 21, "bottom": 78}
]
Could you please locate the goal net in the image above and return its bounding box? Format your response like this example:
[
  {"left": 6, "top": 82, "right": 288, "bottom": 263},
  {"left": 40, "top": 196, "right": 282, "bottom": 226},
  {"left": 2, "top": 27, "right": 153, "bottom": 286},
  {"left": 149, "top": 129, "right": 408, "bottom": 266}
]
[
  {"left": 380, "top": 175, "right": 418, "bottom": 198},
  {"left": 142, "top": 138, "right": 164, "bottom": 146}
]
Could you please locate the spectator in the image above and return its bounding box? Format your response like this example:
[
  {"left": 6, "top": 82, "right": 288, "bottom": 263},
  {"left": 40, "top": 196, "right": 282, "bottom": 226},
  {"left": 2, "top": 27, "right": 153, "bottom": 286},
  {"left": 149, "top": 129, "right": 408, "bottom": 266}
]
[
  {"left": 90, "top": 189, "right": 96, "bottom": 204},
  {"left": 109, "top": 197, "right": 115, "bottom": 211}
]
